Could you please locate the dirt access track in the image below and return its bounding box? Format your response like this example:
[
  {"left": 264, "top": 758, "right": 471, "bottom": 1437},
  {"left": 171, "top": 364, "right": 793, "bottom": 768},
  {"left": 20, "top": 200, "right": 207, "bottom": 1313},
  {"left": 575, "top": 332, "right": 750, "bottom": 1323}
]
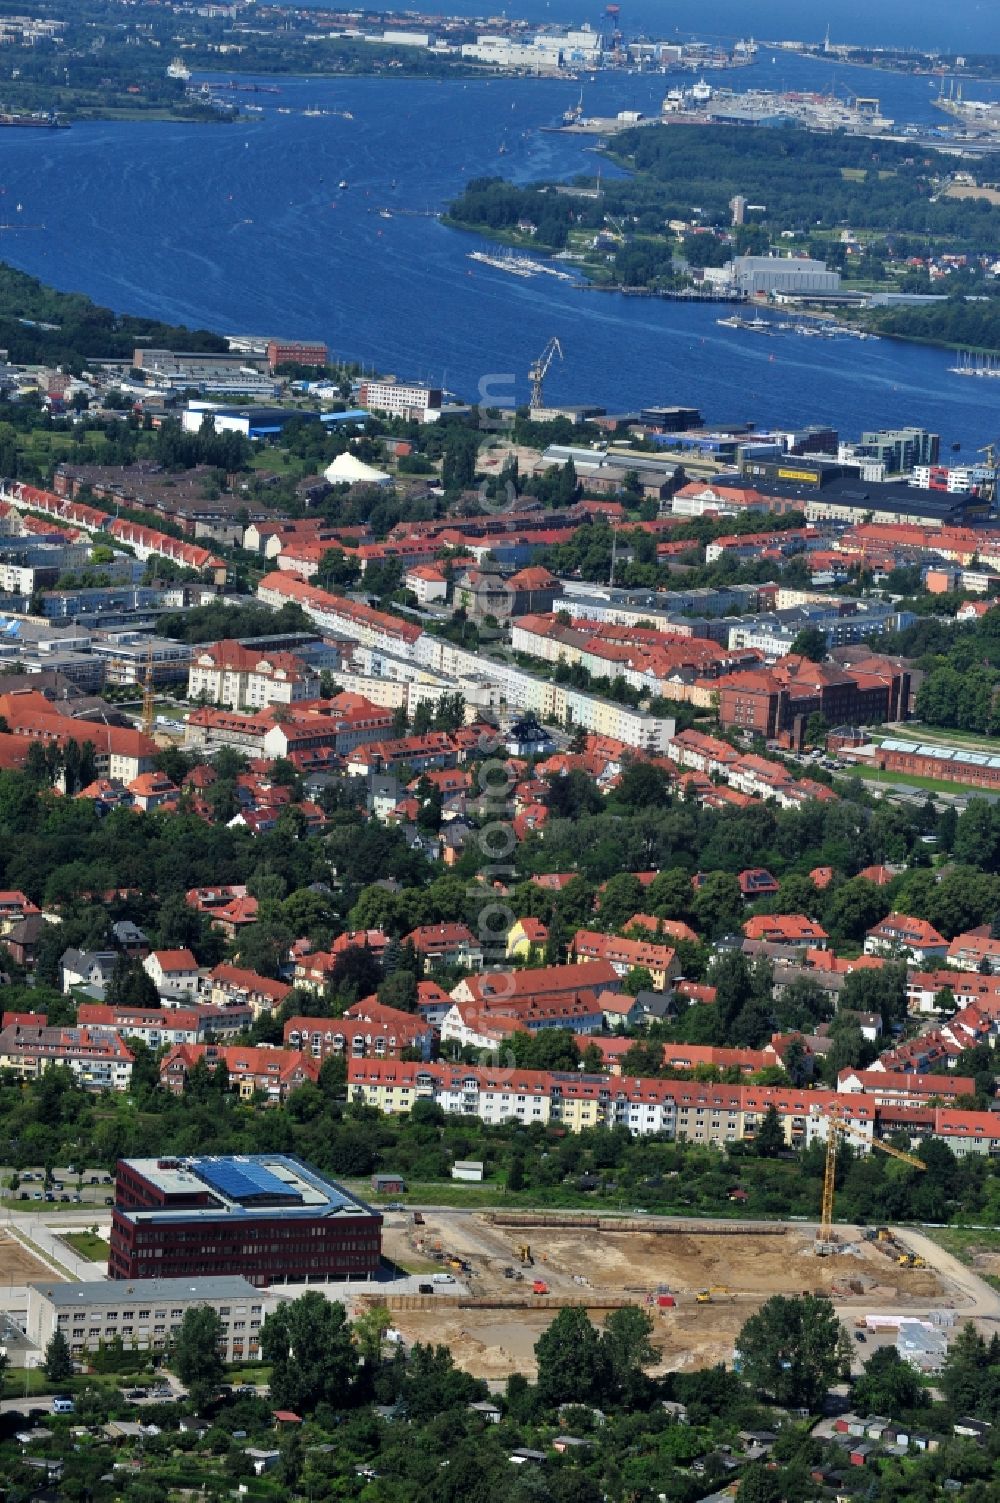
[{"left": 370, "top": 1211, "right": 982, "bottom": 1380}]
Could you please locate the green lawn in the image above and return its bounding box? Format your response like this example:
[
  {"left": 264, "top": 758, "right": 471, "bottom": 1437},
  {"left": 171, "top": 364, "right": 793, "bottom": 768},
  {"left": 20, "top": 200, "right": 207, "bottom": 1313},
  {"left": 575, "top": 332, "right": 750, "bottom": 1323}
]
[
  {"left": 0, "top": 1368, "right": 130, "bottom": 1399},
  {"left": 153, "top": 699, "right": 188, "bottom": 721},
  {"left": 62, "top": 1230, "right": 109, "bottom": 1262},
  {"left": 841, "top": 763, "right": 976, "bottom": 797},
  {"left": 225, "top": 1363, "right": 272, "bottom": 1386}
]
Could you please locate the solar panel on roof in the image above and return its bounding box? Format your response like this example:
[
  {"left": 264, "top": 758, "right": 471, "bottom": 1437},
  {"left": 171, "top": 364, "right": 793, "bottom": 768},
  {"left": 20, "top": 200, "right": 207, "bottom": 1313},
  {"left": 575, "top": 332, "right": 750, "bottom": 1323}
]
[{"left": 192, "top": 1159, "right": 302, "bottom": 1205}]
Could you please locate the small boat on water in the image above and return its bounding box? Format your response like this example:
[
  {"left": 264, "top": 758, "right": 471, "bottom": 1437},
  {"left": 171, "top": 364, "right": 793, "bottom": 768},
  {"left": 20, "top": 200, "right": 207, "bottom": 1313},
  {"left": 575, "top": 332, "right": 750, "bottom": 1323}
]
[{"left": 338, "top": 180, "right": 349, "bottom": 190}]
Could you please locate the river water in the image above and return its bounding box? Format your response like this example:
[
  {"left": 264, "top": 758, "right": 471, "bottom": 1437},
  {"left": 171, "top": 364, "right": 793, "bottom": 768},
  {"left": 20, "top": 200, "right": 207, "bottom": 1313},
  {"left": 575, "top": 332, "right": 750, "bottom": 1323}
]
[{"left": 0, "top": 45, "right": 999, "bottom": 447}]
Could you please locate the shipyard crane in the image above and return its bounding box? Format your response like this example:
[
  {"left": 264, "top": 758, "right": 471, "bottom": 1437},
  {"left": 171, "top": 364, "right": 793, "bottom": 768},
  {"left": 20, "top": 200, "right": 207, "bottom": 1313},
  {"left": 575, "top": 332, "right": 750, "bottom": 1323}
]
[
  {"left": 529, "top": 336, "right": 564, "bottom": 412},
  {"left": 818, "top": 1117, "right": 925, "bottom": 1249}
]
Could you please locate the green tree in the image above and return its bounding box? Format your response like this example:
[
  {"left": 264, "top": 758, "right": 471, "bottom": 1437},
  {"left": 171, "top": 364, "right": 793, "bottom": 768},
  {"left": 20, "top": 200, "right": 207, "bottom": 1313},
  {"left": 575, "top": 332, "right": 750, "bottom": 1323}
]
[
  {"left": 940, "top": 1322, "right": 991, "bottom": 1415},
  {"left": 615, "top": 761, "right": 670, "bottom": 811},
  {"left": 171, "top": 1305, "right": 225, "bottom": 1408},
  {"left": 854, "top": 1345, "right": 923, "bottom": 1414},
  {"left": 535, "top": 1307, "right": 607, "bottom": 1406},
  {"left": 737, "top": 1463, "right": 783, "bottom": 1503},
  {"left": 261, "top": 1291, "right": 358, "bottom": 1414},
  {"left": 735, "top": 1294, "right": 841, "bottom": 1411},
  {"left": 601, "top": 1306, "right": 660, "bottom": 1401},
  {"left": 789, "top": 626, "right": 827, "bottom": 662},
  {"left": 43, "top": 1327, "right": 73, "bottom": 1383},
  {"left": 692, "top": 872, "right": 743, "bottom": 938},
  {"left": 353, "top": 1303, "right": 391, "bottom": 1367},
  {"left": 755, "top": 1104, "right": 785, "bottom": 1158},
  {"left": 599, "top": 872, "right": 644, "bottom": 932},
  {"left": 105, "top": 953, "right": 161, "bottom": 1010}
]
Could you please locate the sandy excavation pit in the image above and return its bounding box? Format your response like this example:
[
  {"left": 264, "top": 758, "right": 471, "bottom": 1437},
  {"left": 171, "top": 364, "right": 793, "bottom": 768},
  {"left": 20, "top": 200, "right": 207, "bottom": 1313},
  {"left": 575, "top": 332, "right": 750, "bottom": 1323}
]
[{"left": 377, "top": 1213, "right": 949, "bottom": 1379}]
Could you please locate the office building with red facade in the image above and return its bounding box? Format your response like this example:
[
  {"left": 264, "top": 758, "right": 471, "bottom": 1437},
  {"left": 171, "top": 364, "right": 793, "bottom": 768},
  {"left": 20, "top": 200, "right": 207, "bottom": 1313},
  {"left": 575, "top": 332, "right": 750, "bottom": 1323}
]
[{"left": 108, "top": 1155, "right": 381, "bottom": 1286}]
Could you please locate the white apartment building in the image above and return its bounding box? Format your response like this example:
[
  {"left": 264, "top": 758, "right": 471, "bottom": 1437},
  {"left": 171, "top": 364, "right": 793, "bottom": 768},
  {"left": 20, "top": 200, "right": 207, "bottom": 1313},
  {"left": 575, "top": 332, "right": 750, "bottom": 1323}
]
[
  {"left": 358, "top": 380, "right": 442, "bottom": 422},
  {"left": 187, "top": 641, "right": 319, "bottom": 709},
  {"left": 26, "top": 1277, "right": 267, "bottom": 1365}
]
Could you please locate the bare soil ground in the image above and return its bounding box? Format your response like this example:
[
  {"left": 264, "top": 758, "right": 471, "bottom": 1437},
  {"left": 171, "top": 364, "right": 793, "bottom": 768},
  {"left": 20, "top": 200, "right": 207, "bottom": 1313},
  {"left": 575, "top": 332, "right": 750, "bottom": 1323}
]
[
  {"left": 946, "top": 183, "right": 1000, "bottom": 204},
  {"left": 393, "top": 1300, "right": 749, "bottom": 1380},
  {"left": 382, "top": 1214, "right": 948, "bottom": 1379},
  {"left": 0, "top": 1232, "right": 62, "bottom": 1284}
]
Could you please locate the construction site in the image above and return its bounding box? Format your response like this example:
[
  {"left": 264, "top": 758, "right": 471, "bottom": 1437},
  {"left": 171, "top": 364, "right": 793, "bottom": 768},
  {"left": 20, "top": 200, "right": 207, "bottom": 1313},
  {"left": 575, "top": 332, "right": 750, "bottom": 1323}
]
[{"left": 363, "top": 1210, "right": 993, "bottom": 1381}]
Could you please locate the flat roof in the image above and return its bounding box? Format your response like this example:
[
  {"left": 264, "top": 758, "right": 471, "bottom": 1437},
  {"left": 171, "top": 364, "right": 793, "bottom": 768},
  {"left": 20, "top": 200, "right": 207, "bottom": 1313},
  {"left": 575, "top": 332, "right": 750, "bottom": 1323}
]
[
  {"left": 31, "top": 1275, "right": 260, "bottom": 1306},
  {"left": 118, "top": 1153, "right": 379, "bottom": 1226}
]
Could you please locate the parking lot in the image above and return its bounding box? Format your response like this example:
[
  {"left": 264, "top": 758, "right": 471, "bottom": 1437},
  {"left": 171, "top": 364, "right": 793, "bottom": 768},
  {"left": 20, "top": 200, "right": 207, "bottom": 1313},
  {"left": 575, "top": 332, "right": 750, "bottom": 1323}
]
[{"left": 1, "top": 1166, "right": 115, "bottom": 1211}]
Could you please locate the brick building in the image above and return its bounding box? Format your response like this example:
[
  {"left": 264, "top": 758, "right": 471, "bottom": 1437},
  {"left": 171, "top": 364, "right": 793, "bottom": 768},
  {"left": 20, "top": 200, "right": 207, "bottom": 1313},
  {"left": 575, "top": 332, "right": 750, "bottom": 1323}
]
[
  {"left": 266, "top": 340, "right": 328, "bottom": 371},
  {"left": 716, "top": 656, "right": 909, "bottom": 745},
  {"left": 108, "top": 1155, "right": 381, "bottom": 1285}
]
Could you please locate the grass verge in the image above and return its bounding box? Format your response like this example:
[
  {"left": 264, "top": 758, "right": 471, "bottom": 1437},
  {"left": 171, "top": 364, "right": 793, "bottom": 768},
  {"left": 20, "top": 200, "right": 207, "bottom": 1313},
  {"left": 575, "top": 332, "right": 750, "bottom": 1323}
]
[
  {"left": 921, "top": 1226, "right": 1000, "bottom": 1292},
  {"left": 62, "top": 1230, "right": 109, "bottom": 1262}
]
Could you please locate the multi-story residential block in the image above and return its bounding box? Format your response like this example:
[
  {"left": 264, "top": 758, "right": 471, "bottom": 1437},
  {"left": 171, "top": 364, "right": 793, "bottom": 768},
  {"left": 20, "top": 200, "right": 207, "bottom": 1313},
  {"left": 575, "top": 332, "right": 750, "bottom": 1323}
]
[
  {"left": 946, "top": 930, "right": 1000, "bottom": 971},
  {"left": 405, "top": 923, "right": 484, "bottom": 973},
  {"left": 26, "top": 1276, "right": 268, "bottom": 1366},
  {"left": 837, "top": 1070, "right": 976, "bottom": 1107},
  {"left": 570, "top": 929, "right": 678, "bottom": 991},
  {"left": 159, "top": 1043, "right": 320, "bottom": 1102},
  {"left": 404, "top": 563, "right": 448, "bottom": 604},
  {"left": 451, "top": 960, "right": 620, "bottom": 1008},
  {"left": 0, "top": 1022, "right": 133, "bottom": 1090},
  {"left": 864, "top": 915, "right": 949, "bottom": 965},
  {"left": 108, "top": 1155, "right": 382, "bottom": 1285},
  {"left": 441, "top": 994, "right": 606, "bottom": 1049},
  {"left": 291, "top": 932, "right": 390, "bottom": 994},
  {"left": 187, "top": 640, "right": 320, "bottom": 709},
  {"left": 347, "top": 1060, "right": 878, "bottom": 1150},
  {"left": 76, "top": 1002, "right": 252, "bottom": 1047},
  {"left": 208, "top": 964, "right": 292, "bottom": 1018},
  {"left": 284, "top": 1000, "right": 433, "bottom": 1061}
]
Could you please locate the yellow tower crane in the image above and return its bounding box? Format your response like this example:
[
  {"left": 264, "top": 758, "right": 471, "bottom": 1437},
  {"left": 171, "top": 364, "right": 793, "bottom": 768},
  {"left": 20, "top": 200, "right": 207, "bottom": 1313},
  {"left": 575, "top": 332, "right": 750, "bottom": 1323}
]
[
  {"left": 818, "top": 1117, "right": 925, "bottom": 1249},
  {"left": 140, "top": 639, "right": 155, "bottom": 737},
  {"left": 977, "top": 444, "right": 998, "bottom": 504}
]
